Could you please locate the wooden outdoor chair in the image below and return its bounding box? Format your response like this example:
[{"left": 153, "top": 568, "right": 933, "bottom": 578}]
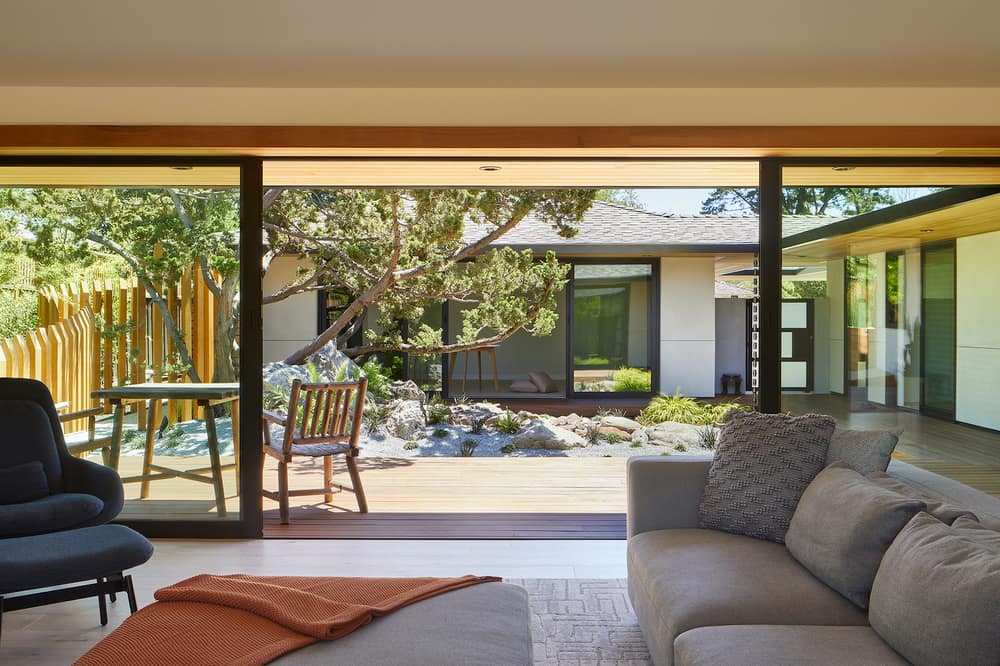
[
  {"left": 262, "top": 378, "right": 369, "bottom": 524},
  {"left": 56, "top": 401, "right": 114, "bottom": 467}
]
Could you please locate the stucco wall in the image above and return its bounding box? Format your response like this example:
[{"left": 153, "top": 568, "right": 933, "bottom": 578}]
[
  {"left": 660, "top": 257, "right": 716, "bottom": 397},
  {"left": 714, "top": 298, "right": 747, "bottom": 394},
  {"left": 956, "top": 230, "right": 1000, "bottom": 430},
  {"left": 262, "top": 256, "right": 317, "bottom": 363}
]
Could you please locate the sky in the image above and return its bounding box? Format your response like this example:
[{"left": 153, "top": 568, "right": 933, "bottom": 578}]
[{"left": 632, "top": 188, "right": 715, "bottom": 214}]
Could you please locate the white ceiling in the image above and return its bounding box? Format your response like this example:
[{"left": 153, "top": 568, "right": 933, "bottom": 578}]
[{"left": 3, "top": 0, "right": 1000, "bottom": 88}]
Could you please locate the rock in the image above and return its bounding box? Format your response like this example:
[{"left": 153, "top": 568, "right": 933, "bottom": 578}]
[
  {"left": 385, "top": 400, "right": 426, "bottom": 439},
  {"left": 645, "top": 421, "right": 705, "bottom": 448},
  {"left": 390, "top": 380, "right": 425, "bottom": 402},
  {"left": 306, "top": 341, "right": 359, "bottom": 381},
  {"left": 631, "top": 429, "right": 649, "bottom": 446},
  {"left": 599, "top": 425, "right": 631, "bottom": 439},
  {"left": 600, "top": 416, "right": 643, "bottom": 433},
  {"left": 512, "top": 421, "right": 587, "bottom": 450},
  {"left": 565, "top": 413, "right": 582, "bottom": 425},
  {"left": 262, "top": 362, "right": 312, "bottom": 396}
]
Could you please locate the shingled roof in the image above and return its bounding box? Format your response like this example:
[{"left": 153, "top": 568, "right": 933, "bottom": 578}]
[{"left": 463, "top": 201, "right": 834, "bottom": 255}]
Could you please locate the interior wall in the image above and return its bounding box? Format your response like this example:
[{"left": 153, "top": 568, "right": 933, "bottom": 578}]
[
  {"left": 714, "top": 298, "right": 747, "bottom": 394},
  {"left": 812, "top": 296, "right": 831, "bottom": 394},
  {"left": 956, "top": 230, "right": 1000, "bottom": 430},
  {"left": 261, "top": 256, "right": 316, "bottom": 363},
  {"left": 660, "top": 257, "right": 716, "bottom": 397}
]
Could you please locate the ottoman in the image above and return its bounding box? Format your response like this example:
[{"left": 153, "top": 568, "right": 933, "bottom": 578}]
[
  {"left": 275, "top": 581, "right": 534, "bottom": 666},
  {"left": 0, "top": 524, "right": 154, "bottom": 637}
]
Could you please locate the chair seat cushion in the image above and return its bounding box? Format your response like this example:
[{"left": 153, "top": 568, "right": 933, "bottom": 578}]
[
  {"left": 273, "top": 582, "right": 532, "bottom": 666},
  {"left": 0, "top": 460, "right": 49, "bottom": 504},
  {"left": 0, "top": 492, "right": 104, "bottom": 537},
  {"left": 628, "top": 528, "right": 868, "bottom": 662},
  {"left": 674, "top": 625, "right": 908, "bottom": 666},
  {"left": 0, "top": 524, "right": 153, "bottom": 591}
]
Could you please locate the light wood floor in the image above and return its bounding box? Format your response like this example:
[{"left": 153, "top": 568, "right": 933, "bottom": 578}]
[{"left": 0, "top": 538, "right": 627, "bottom": 664}]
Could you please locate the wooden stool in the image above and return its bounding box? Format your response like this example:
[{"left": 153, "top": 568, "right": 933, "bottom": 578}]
[{"left": 448, "top": 346, "right": 499, "bottom": 393}]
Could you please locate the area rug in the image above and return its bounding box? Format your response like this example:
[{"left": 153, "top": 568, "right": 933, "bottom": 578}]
[{"left": 510, "top": 579, "right": 651, "bottom": 665}]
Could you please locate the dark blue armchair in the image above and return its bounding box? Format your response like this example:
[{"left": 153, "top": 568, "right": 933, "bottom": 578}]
[{"left": 0, "top": 378, "right": 123, "bottom": 537}]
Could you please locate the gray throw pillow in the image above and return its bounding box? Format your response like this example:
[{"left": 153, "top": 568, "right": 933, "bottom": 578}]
[
  {"left": 826, "top": 428, "right": 900, "bottom": 474},
  {"left": 698, "top": 412, "right": 836, "bottom": 543},
  {"left": 786, "top": 462, "right": 926, "bottom": 608},
  {"left": 869, "top": 512, "right": 1000, "bottom": 666},
  {"left": 866, "top": 472, "right": 977, "bottom": 524}
]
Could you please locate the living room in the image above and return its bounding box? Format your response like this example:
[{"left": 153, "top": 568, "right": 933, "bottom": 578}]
[{"left": 2, "top": 2, "right": 1000, "bottom": 664}]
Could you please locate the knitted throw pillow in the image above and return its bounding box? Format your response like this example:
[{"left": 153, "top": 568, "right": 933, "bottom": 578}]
[{"left": 698, "top": 411, "right": 836, "bottom": 543}]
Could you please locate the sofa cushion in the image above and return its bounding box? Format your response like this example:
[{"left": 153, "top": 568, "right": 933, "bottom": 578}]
[
  {"left": 786, "top": 462, "right": 926, "bottom": 608},
  {"left": 0, "top": 492, "right": 104, "bottom": 537},
  {"left": 527, "top": 371, "right": 556, "bottom": 393},
  {"left": 866, "top": 471, "right": 977, "bottom": 524},
  {"left": 628, "top": 528, "right": 868, "bottom": 665},
  {"left": 869, "top": 512, "right": 1000, "bottom": 666},
  {"left": 508, "top": 380, "right": 539, "bottom": 393},
  {"left": 698, "top": 412, "right": 835, "bottom": 543},
  {"left": 826, "top": 428, "right": 900, "bottom": 474},
  {"left": 674, "top": 624, "right": 908, "bottom": 666},
  {"left": 0, "top": 460, "right": 49, "bottom": 504}
]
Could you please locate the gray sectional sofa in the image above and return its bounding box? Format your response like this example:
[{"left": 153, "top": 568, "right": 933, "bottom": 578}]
[{"left": 626, "top": 455, "right": 1000, "bottom": 666}]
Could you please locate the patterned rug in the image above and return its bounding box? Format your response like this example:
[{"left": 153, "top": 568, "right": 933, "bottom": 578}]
[{"left": 509, "top": 579, "right": 651, "bottom": 665}]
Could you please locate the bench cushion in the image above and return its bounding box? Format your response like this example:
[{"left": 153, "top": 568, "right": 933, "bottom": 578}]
[
  {"left": 0, "top": 493, "right": 104, "bottom": 537},
  {"left": 273, "top": 582, "right": 532, "bottom": 666},
  {"left": 628, "top": 529, "right": 867, "bottom": 666},
  {"left": 0, "top": 524, "right": 153, "bottom": 591},
  {"left": 674, "top": 625, "right": 908, "bottom": 666}
]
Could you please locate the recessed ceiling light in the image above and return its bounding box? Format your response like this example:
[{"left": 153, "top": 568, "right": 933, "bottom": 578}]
[
  {"left": 831, "top": 166, "right": 856, "bottom": 172},
  {"left": 170, "top": 166, "right": 194, "bottom": 171},
  {"left": 478, "top": 165, "right": 502, "bottom": 172}
]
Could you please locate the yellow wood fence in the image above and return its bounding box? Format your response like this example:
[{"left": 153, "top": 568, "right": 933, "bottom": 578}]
[{"left": 0, "top": 266, "right": 218, "bottom": 430}]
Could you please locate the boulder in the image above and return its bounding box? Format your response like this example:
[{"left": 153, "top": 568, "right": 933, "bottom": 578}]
[
  {"left": 385, "top": 400, "right": 426, "bottom": 439},
  {"left": 645, "top": 421, "right": 705, "bottom": 448},
  {"left": 390, "top": 380, "right": 426, "bottom": 402},
  {"left": 600, "top": 415, "right": 643, "bottom": 433},
  {"left": 512, "top": 421, "right": 587, "bottom": 450},
  {"left": 631, "top": 428, "right": 650, "bottom": 446},
  {"left": 598, "top": 425, "right": 631, "bottom": 440},
  {"left": 307, "top": 341, "right": 359, "bottom": 381},
  {"left": 262, "top": 362, "right": 311, "bottom": 397}
]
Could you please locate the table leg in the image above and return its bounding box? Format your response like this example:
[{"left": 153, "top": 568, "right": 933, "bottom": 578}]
[
  {"left": 140, "top": 399, "right": 160, "bottom": 500},
  {"left": 203, "top": 403, "right": 227, "bottom": 516},
  {"left": 489, "top": 349, "right": 499, "bottom": 392},
  {"left": 462, "top": 351, "right": 469, "bottom": 393},
  {"left": 448, "top": 352, "right": 457, "bottom": 391},
  {"left": 109, "top": 402, "right": 125, "bottom": 471},
  {"left": 230, "top": 398, "right": 241, "bottom": 495}
]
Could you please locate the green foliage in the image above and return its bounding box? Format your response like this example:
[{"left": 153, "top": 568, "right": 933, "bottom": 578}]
[
  {"left": 432, "top": 427, "right": 449, "bottom": 438},
  {"left": 638, "top": 392, "right": 748, "bottom": 426},
  {"left": 573, "top": 355, "right": 611, "bottom": 367},
  {"left": 426, "top": 403, "right": 451, "bottom": 425},
  {"left": 494, "top": 411, "right": 523, "bottom": 435},
  {"left": 467, "top": 415, "right": 489, "bottom": 435},
  {"left": 603, "top": 432, "right": 624, "bottom": 444},
  {"left": 500, "top": 443, "right": 516, "bottom": 454},
  {"left": 612, "top": 367, "right": 652, "bottom": 392},
  {"left": 596, "top": 407, "right": 626, "bottom": 419},
  {"left": 700, "top": 187, "right": 896, "bottom": 216},
  {"left": 583, "top": 420, "right": 602, "bottom": 445},
  {"left": 660, "top": 451, "right": 671, "bottom": 456},
  {"left": 675, "top": 443, "right": 688, "bottom": 453},
  {"left": 698, "top": 426, "right": 719, "bottom": 449},
  {"left": 782, "top": 281, "right": 828, "bottom": 299},
  {"left": 0, "top": 292, "right": 39, "bottom": 338},
  {"left": 359, "top": 359, "right": 394, "bottom": 401},
  {"left": 458, "top": 439, "right": 479, "bottom": 457},
  {"left": 631, "top": 441, "right": 644, "bottom": 448},
  {"left": 595, "top": 190, "right": 645, "bottom": 209},
  {"left": 403, "top": 440, "right": 419, "bottom": 451},
  {"left": 365, "top": 403, "right": 390, "bottom": 435}
]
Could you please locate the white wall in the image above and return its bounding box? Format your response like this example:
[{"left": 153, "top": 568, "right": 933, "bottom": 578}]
[
  {"left": 867, "top": 252, "right": 887, "bottom": 405},
  {"left": 827, "top": 260, "right": 845, "bottom": 394},
  {"left": 956, "top": 230, "right": 1000, "bottom": 430},
  {"left": 262, "top": 256, "right": 318, "bottom": 363},
  {"left": 660, "top": 257, "right": 716, "bottom": 397},
  {"left": 714, "top": 299, "right": 747, "bottom": 394},
  {"left": 812, "top": 296, "right": 831, "bottom": 394}
]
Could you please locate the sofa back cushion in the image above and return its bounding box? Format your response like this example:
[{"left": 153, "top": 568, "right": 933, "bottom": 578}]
[
  {"left": 698, "top": 412, "right": 835, "bottom": 543},
  {"left": 869, "top": 512, "right": 1000, "bottom": 666},
  {"left": 826, "top": 428, "right": 900, "bottom": 474},
  {"left": 0, "top": 400, "right": 63, "bottom": 492},
  {"left": 865, "top": 472, "right": 976, "bottom": 524},
  {"left": 786, "top": 462, "right": 926, "bottom": 608}
]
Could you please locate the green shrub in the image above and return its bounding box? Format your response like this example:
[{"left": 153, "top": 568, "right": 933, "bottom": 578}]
[
  {"left": 698, "top": 426, "right": 719, "bottom": 449},
  {"left": 459, "top": 439, "right": 479, "bottom": 457},
  {"left": 364, "top": 404, "right": 390, "bottom": 434},
  {"left": 403, "top": 440, "right": 419, "bottom": 451},
  {"left": 432, "top": 427, "right": 449, "bottom": 438},
  {"left": 360, "top": 359, "right": 394, "bottom": 401},
  {"left": 675, "top": 443, "right": 688, "bottom": 452},
  {"left": 583, "top": 420, "right": 602, "bottom": 444},
  {"left": 467, "top": 415, "right": 489, "bottom": 435},
  {"left": 631, "top": 441, "right": 644, "bottom": 448},
  {"left": 0, "top": 293, "right": 39, "bottom": 338},
  {"left": 603, "top": 432, "right": 624, "bottom": 444},
  {"left": 494, "top": 411, "right": 523, "bottom": 435},
  {"left": 500, "top": 443, "right": 516, "bottom": 454},
  {"left": 426, "top": 403, "right": 450, "bottom": 425},
  {"left": 660, "top": 451, "right": 671, "bottom": 456},
  {"left": 638, "top": 392, "right": 748, "bottom": 426},
  {"left": 612, "top": 367, "right": 652, "bottom": 392}
]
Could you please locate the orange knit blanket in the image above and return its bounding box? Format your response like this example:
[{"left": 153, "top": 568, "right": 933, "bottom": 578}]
[{"left": 74, "top": 574, "right": 501, "bottom": 666}]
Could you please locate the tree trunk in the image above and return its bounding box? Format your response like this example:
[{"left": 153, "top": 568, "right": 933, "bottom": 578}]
[{"left": 212, "top": 274, "right": 239, "bottom": 382}]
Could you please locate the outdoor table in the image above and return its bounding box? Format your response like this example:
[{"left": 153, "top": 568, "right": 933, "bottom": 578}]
[{"left": 91, "top": 383, "right": 240, "bottom": 516}]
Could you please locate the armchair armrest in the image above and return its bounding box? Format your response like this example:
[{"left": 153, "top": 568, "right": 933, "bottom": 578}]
[
  {"left": 61, "top": 456, "right": 125, "bottom": 526},
  {"left": 58, "top": 405, "right": 104, "bottom": 422},
  {"left": 627, "top": 455, "right": 712, "bottom": 538},
  {"left": 263, "top": 409, "right": 287, "bottom": 425}
]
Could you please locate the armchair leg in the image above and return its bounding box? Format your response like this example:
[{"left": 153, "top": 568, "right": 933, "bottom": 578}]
[
  {"left": 278, "top": 461, "right": 290, "bottom": 524},
  {"left": 323, "top": 456, "right": 334, "bottom": 504},
  {"left": 97, "top": 580, "right": 108, "bottom": 626},
  {"left": 347, "top": 455, "right": 368, "bottom": 513}
]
